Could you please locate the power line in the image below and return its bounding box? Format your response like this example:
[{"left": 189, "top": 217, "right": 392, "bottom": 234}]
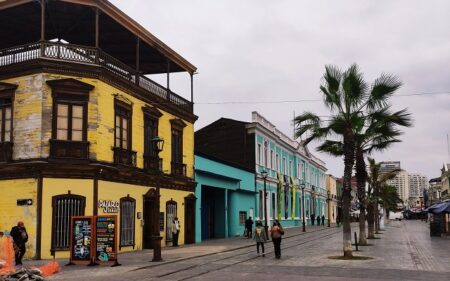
[{"left": 195, "top": 91, "right": 450, "bottom": 105}]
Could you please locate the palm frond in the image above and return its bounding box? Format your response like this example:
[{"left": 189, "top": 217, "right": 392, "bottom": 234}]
[
  {"left": 367, "top": 74, "right": 402, "bottom": 111},
  {"left": 316, "top": 140, "right": 344, "bottom": 156}
]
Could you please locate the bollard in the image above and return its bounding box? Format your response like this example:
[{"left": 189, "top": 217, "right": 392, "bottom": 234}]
[{"left": 354, "top": 231, "right": 358, "bottom": 251}]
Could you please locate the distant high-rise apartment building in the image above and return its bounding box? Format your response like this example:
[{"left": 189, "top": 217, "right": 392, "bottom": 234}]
[
  {"left": 381, "top": 161, "right": 429, "bottom": 208},
  {"left": 387, "top": 170, "right": 409, "bottom": 205},
  {"left": 380, "top": 161, "right": 401, "bottom": 173}
]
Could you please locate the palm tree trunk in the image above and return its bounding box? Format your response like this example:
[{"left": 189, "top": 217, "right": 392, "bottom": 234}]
[
  {"left": 355, "top": 149, "right": 367, "bottom": 245},
  {"left": 342, "top": 129, "right": 355, "bottom": 257},
  {"left": 367, "top": 203, "right": 375, "bottom": 239},
  {"left": 375, "top": 203, "right": 380, "bottom": 233}
]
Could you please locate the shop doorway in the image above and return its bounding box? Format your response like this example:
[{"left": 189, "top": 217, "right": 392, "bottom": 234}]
[
  {"left": 201, "top": 186, "right": 225, "bottom": 240},
  {"left": 184, "top": 194, "right": 196, "bottom": 244},
  {"left": 143, "top": 189, "right": 157, "bottom": 249}
]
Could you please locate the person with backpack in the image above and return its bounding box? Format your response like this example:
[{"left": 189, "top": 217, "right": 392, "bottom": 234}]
[
  {"left": 10, "top": 221, "right": 28, "bottom": 265},
  {"left": 253, "top": 220, "right": 268, "bottom": 257},
  {"left": 270, "top": 219, "right": 284, "bottom": 259}
]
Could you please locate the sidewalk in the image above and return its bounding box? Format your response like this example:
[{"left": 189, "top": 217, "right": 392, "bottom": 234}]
[{"left": 22, "top": 224, "right": 331, "bottom": 279}]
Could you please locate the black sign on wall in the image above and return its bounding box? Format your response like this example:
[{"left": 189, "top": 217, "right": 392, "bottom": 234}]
[{"left": 17, "top": 199, "right": 33, "bottom": 206}]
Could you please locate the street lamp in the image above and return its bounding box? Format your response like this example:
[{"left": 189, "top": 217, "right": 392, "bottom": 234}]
[
  {"left": 151, "top": 136, "right": 164, "bottom": 262},
  {"left": 301, "top": 182, "right": 306, "bottom": 232},
  {"left": 261, "top": 170, "right": 269, "bottom": 237},
  {"left": 327, "top": 190, "right": 331, "bottom": 227}
]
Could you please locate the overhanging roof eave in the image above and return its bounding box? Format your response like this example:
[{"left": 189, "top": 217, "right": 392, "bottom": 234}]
[{"left": 0, "top": 0, "right": 197, "bottom": 74}]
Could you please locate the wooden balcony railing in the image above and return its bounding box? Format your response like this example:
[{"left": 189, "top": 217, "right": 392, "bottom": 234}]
[
  {"left": 143, "top": 155, "right": 163, "bottom": 173},
  {"left": 49, "top": 139, "right": 89, "bottom": 161},
  {"left": 0, "top": 41, "right": 193, "bottom": 113},
  {"left": 113, "top": 147, "right": 137, "bottom": 167},
  {"left": 171, "top": 162, "right": 186, "bottom": 177},
  {"left": 0, "top": 142, "right": 13, "bottom": 163}
]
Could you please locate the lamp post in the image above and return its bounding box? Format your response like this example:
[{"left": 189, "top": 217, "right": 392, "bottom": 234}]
[
  {"left": 301, "top": 183, "right": 306, "bottom": 232},
  {"left": 261, "top": 170, "right": 269, "bottom": 237},
  {"left": 151, "top": 136, "right": 164, "bottom": 262},
  {"left": 327, "top": 190, "right": 331, "bottom": 227}
]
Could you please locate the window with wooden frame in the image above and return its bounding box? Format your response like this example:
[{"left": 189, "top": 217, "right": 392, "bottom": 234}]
[
  {"left": 51, "top": 194, "right": 86, "bottom": 250},
  {"left": 114, "top": 101, "right": 132, "bottom": 150},
  {"left": 143, "top": 106, "right": 163, "bottom": 172},
  {"left": 170, "top": 119, "right": 186, "bottom": 176},
  {"left": 47, "top": 79, "right": 93, "bottom": 160},
  {"left": 120, "top": 196, "right": 136, "bottom": 248},
  {"left": 0, "top": 83, "right": 16, "bottom": 163},
  {"left": 0, "top": 95, "right": 13, "bottom": 143}
]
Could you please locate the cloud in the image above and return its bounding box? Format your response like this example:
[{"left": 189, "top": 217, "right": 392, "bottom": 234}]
[{"left": 111, "top": 0, "right": 450, "bottom": 179}]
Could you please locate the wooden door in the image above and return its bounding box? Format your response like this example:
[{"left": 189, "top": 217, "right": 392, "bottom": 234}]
[
  {"left": 184, "top": 194, "right": 196, "bottom": 244},
  {"left": 143, "top": 199, "right": 154, "bottom": 249}
]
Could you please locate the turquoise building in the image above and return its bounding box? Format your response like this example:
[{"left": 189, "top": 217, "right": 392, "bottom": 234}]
[
  {"left": 195, "top": 112, "right": 328, "bottom": 231},
  {"left": 194, "top": 153, "right": 256, "bottom": 242}
]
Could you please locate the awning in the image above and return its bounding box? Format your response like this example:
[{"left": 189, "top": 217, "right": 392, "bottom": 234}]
[{"left": 427, "top": 201, "right": 450, "bottom": 214}]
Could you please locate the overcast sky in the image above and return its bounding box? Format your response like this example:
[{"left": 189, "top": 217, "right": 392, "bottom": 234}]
[{"left": 110, "top": 0, "right": 450, "bottom": 180}]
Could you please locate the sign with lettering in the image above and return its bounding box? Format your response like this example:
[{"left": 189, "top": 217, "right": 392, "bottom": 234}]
[
  {"left": 98, "top": 200, "right": 119, "bottom": 213},
  {"left": 69, "top": 216, "right": 93, "bottom": 265},
  {"left": 95, "top": 215, "right": 117, "bottom": 264}
]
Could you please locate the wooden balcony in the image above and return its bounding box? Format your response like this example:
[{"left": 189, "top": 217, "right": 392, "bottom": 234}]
[
  {"left": 171, "top": 162, "right": 187, "bottom": 177},
  {"left": 0, "top": 142, "right": 13, "bottom": 163},
  {"left": 49, "top": 140, "right": 89, "bottom": 162},
  {"left": 0, "top": 41, "right": 193, "bottom": 114},
  {"left": 143, "top": 155, "right": 163, "bottom": 173},
  {"left": 113, "top": 147, "right": 137, "bottom": 167}
]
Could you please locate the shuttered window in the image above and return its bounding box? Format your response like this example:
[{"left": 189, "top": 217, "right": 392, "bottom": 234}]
[
  {"left": 120, "top": 197, "right": 135, "bottom": 247},
  {"left": 52, "top": 195, "right": 85, "bottom": 250}
]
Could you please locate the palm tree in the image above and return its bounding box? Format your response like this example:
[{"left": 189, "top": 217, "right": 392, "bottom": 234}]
[
  {"left": 366, "top": 158, "right": 399, "bottom": 238},
  {"left": 317, "top": 107, "right": 411, "bottom": 245},
  {"left": 379, "top": 184, "right": 403, "bottom": 218},
  {"left": 294, "top": 64, "right": 409, "bottom": 257}
]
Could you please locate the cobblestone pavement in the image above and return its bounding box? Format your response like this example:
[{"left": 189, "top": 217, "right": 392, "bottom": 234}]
[{"left": 39, "top": 221, "right": 449, "bottom": 280}]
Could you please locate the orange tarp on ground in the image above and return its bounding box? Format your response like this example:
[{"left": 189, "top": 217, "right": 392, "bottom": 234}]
[{"left": 0, "top": 236, "right": 15, "bottom": 275}]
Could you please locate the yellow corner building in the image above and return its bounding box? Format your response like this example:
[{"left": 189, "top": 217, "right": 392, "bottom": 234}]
[{"left": 0, "top": 0, "right": 197, "bottom": 260}]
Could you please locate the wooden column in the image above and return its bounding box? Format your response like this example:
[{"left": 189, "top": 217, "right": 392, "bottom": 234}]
[
  {"left": 93, "top": 177, "right": 98, "bottom": 215},
  {"left": 95, "top": 7, "right": 99, "bottom": 48},
  {"left": 190, "top": 73, "right": 194, "bottom": 103},
  {"left": 35, "top": 176, "right": 43, "bottom": 259},
  {"left": 166, "top": 59, "right": 170, "bottom": 92},
  {"left": 40, "top": 0, "right": 46, "bottom": 57},
  {"left": 135, "top": 37, "right": 140, "bottom": 85},
  {"left": 40, "top": 0, "right": 45, "bottom": 41}
]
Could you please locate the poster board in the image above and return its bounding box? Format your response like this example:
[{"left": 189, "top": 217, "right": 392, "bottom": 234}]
[
  {"left": 94, "top": 215, "right": 118, "bottom": 264},
  {"left": 69, "top": 216, "right": 94, "bottom": 265}
]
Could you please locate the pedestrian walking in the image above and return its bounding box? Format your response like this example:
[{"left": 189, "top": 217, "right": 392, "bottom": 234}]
[
  {"left": 245, "top": 216, "right": 253, "bottom": 239},
  {"left": 171, "top": 217, "right": 180, "bottom": 246},
  {"left": 270, "top": 219, "right": 284, "bottom": 259},
  {"left": 317, "top": 215, "right": 321, "bottom": 226},
  {"left": 254, "top": 220, "right": 267, "bottom": 257},
  {"left": 311, "top": 214, "right": 315, "bottom": 226},
  {"left": 321, "top": 215, "right": 325, "bottom": 226},
  {"left": 10, "top": 221, "right": 28, "bottom": 265}
]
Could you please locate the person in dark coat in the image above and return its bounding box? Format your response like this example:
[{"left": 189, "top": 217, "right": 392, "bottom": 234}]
[
  {"left": 270, "top": 219, "right": 284, "bottom": 259},
  {"left": 321, "top": 215, "right": 325, "bottom": 226},
  {"left": 311, "top": 214, "right": 315, "bottom": 225},
  {"left": 10, "top": 221, "right": 28, "bottom": 265},
  {"left": 245, "top": 217, "right": 253, "bottom": 238},
  {"left": 317, "top": 215, "right": 321, "bottom": 226}
]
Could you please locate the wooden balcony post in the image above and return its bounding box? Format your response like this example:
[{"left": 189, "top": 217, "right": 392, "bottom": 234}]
[
  {"left": 190, "top": 73, "right": 193, "bottom": 103},
  {"left": 166, "top": 58, "right": 170, "bottom": 97},
  {"left": 95, "top": 7, "right": 99, "bottom": 48},
  {"left": 40, "top": 0, "right": 46, "bottom": 57},
  {"left": 136, "top": 36, "right": 140, "bottom": 86}
]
